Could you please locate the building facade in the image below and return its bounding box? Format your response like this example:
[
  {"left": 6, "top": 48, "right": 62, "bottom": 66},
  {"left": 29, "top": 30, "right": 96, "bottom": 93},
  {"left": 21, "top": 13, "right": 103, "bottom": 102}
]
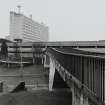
[{"left": 9, "top": 11, "right": 49, "bottom": 42}]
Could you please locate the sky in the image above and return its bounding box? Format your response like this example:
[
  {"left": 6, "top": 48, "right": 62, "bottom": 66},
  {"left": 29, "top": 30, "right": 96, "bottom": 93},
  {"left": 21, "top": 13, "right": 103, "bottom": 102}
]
[{"left": 0, "top": 0, "right": 105, "bottom": 41}]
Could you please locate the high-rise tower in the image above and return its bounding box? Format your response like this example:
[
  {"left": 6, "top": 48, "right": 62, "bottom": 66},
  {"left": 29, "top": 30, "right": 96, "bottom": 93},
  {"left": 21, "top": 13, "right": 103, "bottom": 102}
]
[{"left": 9, "top": 11, "right": 49, "bottom": 42}]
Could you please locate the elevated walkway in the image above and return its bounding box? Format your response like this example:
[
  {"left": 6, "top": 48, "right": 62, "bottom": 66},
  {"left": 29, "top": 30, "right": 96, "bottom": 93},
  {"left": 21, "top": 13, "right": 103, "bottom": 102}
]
[{"left": 47, "top": 47, "right": 105, "bottom": 105}]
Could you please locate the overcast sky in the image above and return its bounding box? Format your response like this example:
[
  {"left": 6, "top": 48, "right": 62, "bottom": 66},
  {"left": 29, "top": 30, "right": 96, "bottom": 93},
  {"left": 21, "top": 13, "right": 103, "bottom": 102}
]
[{"left": 0, "top": 0, "right": 105, "bottom": 41}]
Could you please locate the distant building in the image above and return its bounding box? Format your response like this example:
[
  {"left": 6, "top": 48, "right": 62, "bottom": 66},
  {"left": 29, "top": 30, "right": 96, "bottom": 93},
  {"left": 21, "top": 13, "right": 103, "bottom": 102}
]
[
  {"left": 9, "top": 11, "right": 49, "bottom": 42},
  {"left": 5, "top": 35, "right": 11, "bottom": 41}
]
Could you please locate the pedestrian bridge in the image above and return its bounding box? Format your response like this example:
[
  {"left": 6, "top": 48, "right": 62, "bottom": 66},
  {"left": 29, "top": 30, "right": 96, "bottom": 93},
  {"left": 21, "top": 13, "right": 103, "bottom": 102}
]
[
  {"left": 0, "top": 41, "right": 105, "bottom": 105},
  {"left": 46, "top": 47, "right": 105, "bottom": 105}
]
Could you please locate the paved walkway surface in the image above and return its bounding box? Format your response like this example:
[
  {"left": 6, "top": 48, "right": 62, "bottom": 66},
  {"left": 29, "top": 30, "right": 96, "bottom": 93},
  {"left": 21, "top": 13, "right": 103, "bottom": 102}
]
[
  {"left": 0, "top": 64, "right": 49, "bottom": 90},
  {"left": 0, "top": 90, "right": 72, "bottom": 105}
]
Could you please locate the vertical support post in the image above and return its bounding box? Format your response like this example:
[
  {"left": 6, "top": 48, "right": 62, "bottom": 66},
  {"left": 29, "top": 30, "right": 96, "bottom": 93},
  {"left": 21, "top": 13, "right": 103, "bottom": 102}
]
[
  {"left": 86, "top": 97, "right": 89, "bottom": 105},
  {"left": 32, "top": 44, "right": 35, "bottom": 64},
  {"left": 49, "top": 57, "right": 55, "bottom": 91},
  {"left": 7, "top": 63, "right": 10, "bottom": 68},
  {"left": 83, "top": 97, "right": 89, "bottom": 105},
  {"left": 103, "top": 70, "right": 105, "bottom": 103},
  {"left": 7, "top": 57, "right": 10, "bottom": 68},
  {"left": 44, "top": 55, "right": 46, "bottom": 66},
  {"left": 42, "top": 54, "right": 44, "bottom": 65},
  {"left": 20, "top": 44, "right": 23, "bottom": 69},
  {"left": 19, "top": 42, "right": 23, "bottom": 80},
  {"left": 71, "top": 82, "right": 75, "bottom": 105},
  {"left": 80, "top": 93, "right": 84, "bottom": 105}
]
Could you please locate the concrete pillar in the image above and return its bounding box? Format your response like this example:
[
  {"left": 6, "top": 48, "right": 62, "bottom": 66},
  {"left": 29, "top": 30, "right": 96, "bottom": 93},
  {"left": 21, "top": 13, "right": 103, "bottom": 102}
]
[
  {"left": 49, "top": 57, "right": 55, "bottom": 91},
  {"left": 7, "top": 63, "right": 10, "bottom": 68},
  {"left": 42, "top": 55, "right": 44, "bottom": 65},
  {"left": 33, "top": 57, "right": 35, "bottom": 64},
  {"left": 44, "top": 55, "right": 46, "bottom": 67},
  {"left": 71, "top": 83, "right": 75, "bottom": 105},
  {"left": 85, "top": 97, "right": 89, "bottom": 105},
  {"left": 32, "top": 51, "right": 35, "bottom": 64},
  {"left": 80, "top": 93, "right": 84, "bottom": 105},
  {"left": 103, "top": 71, "right": 105, "bottom": 103}
]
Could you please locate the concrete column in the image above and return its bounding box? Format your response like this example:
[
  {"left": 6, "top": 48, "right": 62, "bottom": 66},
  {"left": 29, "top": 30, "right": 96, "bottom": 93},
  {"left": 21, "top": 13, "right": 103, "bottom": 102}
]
[
  {"left": 80, "top": 93, "right": 84, "bottom": 105},
  {"left": 44, "top": 55, "right": 46, "bottom": 67},
  {"left": 33, "top": 56, "right": 35, "bottom": 64},
  {"left": 71, "top": 83, "right": 75, "bottom": 105},
  {"left": 49, "top": 57, "right": 55, "bottom": 91},
  {"left": 42, "top": 55, "right": 44, "bottom": 65},
  {"left": 32, "top": 45, "right": 34, "bottom": 64},
  {"left": 7, "top": 62, "right": 10, "bottom": 68},
  {"left": 41, "top": 55, "right": 43, "bottom": 64},
  {"left": 85, "top": 97, "right": 89, "bottom": 105}
]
